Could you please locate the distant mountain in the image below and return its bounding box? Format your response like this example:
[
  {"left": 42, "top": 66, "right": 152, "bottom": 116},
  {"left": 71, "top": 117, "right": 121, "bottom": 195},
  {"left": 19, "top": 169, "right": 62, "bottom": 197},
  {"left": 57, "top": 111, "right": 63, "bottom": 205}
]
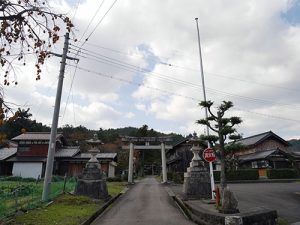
[
  {"left": 288, "top": 139, "right": 300, "bottom": 152},
  {"left": 97, "top": 125, "right": 184, "bottom": 144}
]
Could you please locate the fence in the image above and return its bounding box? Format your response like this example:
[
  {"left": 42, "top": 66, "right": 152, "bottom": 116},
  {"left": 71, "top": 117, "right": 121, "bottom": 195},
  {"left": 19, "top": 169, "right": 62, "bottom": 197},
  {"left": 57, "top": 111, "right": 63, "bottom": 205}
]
[{"left": 0, "top": 176, "right": 76, "bottom": 219}]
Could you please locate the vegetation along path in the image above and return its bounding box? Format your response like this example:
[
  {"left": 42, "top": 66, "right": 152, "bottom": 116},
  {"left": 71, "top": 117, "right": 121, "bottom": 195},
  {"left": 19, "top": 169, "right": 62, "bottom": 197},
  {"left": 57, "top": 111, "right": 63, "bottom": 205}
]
[{"left": 91, "top": 177, "right": 195, "bottom": 225}]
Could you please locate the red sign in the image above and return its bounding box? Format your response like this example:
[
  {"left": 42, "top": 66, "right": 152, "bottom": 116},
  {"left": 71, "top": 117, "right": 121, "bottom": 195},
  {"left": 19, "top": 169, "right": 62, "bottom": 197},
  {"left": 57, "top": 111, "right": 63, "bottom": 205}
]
[{"left": 202, "top": 148, "right": 216, "bottom": 162}]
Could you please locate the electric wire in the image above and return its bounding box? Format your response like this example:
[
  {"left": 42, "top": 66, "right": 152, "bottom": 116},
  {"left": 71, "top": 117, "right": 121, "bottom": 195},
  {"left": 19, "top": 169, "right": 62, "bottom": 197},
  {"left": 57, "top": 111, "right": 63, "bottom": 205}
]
[
  {"left": 71, "top": 0, "right": 82, "bottom": 22},
  {"left": 79, "top": 0, "right": 118, "bottom": 47},
  {"left": 61, "top": 60, "right": 79, "bottom": 123},
  {"left": 68, "top": 64, "right": 300, "bottom": 123},
  {"left": 60, "top": 0, "right": 119, "bottom": 123},
  {"left": 68, "top": 47, "right": 300, "bottom": 111},
  {"left": 78, "top": 0, "right": 105, "bottom": 42},
  {"left": 70, "top": 41, "right": 299, "bottom": 93}
]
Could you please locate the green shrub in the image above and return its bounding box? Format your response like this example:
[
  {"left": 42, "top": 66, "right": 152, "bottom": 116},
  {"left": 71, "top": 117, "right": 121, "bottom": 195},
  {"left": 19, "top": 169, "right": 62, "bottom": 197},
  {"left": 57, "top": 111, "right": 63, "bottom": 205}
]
[
  {"left": 167, "top": 172, "right": 184, "bottom": 183},
  {"left": 1, "top": 176, "right": 36, "bottom": 182},
  {"left": 167, "top": 172, "right": 173, "bottom": 181},
  {"left": 267, "top": 169, "right": 299, "bottom": 179},
  {"left": 227, "top": 169, "right": 259, "bottom": 180},
  {"left": 106, "top": 176, "right": 122, "bottom": 182},
  {"left": 52, "top": 175, "right": 64, "bottom": 182},
  {"left": 68, "top": 176, "right": 76, "bottom": 183},
  {"left": 213, "top": 170, "right": 259, "bottom": 181},
  {"left": 172, "top": 172, "right": 184, "bottom": 184}
]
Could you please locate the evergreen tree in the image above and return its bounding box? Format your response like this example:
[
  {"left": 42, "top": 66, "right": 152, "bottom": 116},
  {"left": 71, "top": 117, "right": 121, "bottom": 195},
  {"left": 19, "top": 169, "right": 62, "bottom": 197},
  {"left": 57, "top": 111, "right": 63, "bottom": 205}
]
[{"left": 197, "top": 101, "right": 242, "bottom": 191}]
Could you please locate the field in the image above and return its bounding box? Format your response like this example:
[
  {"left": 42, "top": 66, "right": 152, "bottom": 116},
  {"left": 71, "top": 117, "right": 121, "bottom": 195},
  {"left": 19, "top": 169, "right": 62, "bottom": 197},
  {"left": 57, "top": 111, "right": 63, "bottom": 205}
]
[
  {"left": 0, "top": 177, "right": 127, "bottom": 224},
  {"left": 0, "top": 177, "right": 76, "bottom": 219},
  {"left": 3, "top": 181, "right": 127, "bottom": 225}
]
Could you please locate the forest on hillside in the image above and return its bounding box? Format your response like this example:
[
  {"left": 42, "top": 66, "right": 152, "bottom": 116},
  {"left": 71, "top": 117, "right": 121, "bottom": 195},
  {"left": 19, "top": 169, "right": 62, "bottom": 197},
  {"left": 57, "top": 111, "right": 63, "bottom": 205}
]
[{"left": 0, "top": 108, "right": 186, "bottom": 171}]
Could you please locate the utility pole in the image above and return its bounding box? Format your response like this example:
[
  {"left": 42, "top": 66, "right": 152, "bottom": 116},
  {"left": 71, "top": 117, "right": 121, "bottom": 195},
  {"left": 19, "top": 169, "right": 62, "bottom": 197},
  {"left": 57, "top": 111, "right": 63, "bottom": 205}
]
[
  {"left": 195, "top": 18, "right": 215, "bottom": 200},
  {"left": 42, "top": 33, "right": 78, "bottom": 201}
]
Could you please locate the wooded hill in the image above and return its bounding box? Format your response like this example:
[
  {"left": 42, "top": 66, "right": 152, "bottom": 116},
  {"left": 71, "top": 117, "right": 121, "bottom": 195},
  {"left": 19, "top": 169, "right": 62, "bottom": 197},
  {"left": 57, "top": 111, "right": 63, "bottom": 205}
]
[{"left": 288, "top": 139, "right": 300, "bottom": 152}]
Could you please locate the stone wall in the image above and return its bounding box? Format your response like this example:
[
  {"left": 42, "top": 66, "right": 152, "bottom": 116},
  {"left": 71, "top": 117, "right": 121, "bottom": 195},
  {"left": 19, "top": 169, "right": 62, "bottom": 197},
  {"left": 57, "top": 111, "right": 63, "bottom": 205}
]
[{"left": 184, "top": 200, "right": 277, "bottom": 225}]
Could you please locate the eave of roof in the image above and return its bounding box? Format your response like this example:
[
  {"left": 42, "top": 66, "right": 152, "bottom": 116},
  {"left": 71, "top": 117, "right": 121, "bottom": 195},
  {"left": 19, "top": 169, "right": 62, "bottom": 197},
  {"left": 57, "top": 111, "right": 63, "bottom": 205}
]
[
  {"left": 7, "top": 156, "right": 47, "bottom": 162},
  {"left": 54, "top": 147, "right": 80, "bottom": 158},
  {"left": 74, "top": 153, "right": 117, "bottom": 160},
  {"left": 12, "top": 132, "right": 63, "bottom": 141},
  {"left": 238, "top": 148, "right": 290, "bottom": 162},
  {"left": 0, "top": 147, "right": 17, "bottom": 161}
]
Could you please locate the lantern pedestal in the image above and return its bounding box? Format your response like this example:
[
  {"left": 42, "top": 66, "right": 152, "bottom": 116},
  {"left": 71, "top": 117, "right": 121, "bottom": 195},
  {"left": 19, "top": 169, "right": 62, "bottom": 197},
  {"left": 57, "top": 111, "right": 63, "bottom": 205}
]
[{"left": 183, "top": 140, "right": 211, "bottom": 199}]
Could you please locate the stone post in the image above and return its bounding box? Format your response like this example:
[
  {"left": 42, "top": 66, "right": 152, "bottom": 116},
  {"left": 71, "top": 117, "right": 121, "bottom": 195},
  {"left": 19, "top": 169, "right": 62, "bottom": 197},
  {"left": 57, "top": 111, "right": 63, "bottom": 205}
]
[
  {"left": 128, "top": 142, "right": 134, "bottom": 183},
  {"left": 161, "top": 142, "right": 167, "bottom": 183},
  {"left": 183, "top": 138, "right": 211, "bottom": 199}
]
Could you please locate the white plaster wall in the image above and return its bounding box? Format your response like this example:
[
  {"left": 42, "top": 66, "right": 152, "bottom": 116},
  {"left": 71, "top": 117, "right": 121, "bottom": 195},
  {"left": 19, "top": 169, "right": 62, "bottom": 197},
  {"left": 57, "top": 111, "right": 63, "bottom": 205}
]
[{"left": 12, "top": 162, "right": 43, "bottom": 179}]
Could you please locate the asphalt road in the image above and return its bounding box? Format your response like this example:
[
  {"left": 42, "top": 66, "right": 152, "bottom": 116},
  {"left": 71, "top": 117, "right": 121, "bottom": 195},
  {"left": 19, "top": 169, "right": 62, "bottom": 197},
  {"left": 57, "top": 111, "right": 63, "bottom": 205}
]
[
  {"left": 91, "top": 177, "right": 195, "bottom": 225},
  {"left": 228, "top": 182, "right": 300, "bottom": 223}
]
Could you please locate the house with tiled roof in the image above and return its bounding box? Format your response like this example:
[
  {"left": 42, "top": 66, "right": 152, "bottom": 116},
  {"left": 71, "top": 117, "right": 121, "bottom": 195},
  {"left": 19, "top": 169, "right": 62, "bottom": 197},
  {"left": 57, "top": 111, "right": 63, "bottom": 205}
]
[
  {"left": 0, "top": 143, "right": 17, "bottom": 176},
  {"left": 235, "top": 131, "right": 293, "bottom": 177},
  {"left": 166, "top": 138, "right": 192, "bottom": 173},
  {"left": 2, "top": 132, "right": 117, "bottom": 178}
]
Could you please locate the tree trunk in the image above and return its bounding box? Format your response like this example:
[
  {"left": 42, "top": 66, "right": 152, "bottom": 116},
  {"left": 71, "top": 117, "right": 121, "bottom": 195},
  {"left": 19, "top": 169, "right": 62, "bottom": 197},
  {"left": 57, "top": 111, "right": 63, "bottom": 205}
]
[{"left": 218, "top": 112, "right": 227, "bottom": 192}]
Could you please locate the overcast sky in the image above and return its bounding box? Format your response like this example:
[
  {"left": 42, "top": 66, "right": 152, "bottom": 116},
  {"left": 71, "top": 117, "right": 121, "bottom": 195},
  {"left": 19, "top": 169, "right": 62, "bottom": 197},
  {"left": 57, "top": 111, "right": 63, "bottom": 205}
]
[{"left": 3, "top": 0, "right": 300, "bottom": 140}]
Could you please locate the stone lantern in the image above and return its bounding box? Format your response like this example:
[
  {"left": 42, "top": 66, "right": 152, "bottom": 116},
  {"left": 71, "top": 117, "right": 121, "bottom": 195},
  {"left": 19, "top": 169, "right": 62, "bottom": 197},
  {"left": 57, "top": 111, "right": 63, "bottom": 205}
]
[
  {"left": 75, "top": 134, "right": 109, "bottom": 199},
  {"left": 182, "top": 137, "right": 211, "bottom": 199}
]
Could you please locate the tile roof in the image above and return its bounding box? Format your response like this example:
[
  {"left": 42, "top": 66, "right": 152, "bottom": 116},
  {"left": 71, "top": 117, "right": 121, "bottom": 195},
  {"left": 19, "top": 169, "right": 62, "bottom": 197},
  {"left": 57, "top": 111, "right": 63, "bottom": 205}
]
[
  {"left": 0, "top": 147, "right": 17, "bottom": 161},
  {"left": 12, "top": 132, "right": 63, "bottom": 141},
  {"left": 55, "top": 147, "right": 80, "bottom": 158},
  {"left": 75, "top": 153, "right": 117, "bottom": 159},
  {"left": 238, "top": 149, "right": 275, "bottom": 162},
  {"left": 7, "top": 156, "right": 47, "bottom": 162},
  {"left": 238, "top": 149, "right": 289, "bottom": 162},
  {"left": 235, "top": 131, "right": 289, "bottom": 147}
]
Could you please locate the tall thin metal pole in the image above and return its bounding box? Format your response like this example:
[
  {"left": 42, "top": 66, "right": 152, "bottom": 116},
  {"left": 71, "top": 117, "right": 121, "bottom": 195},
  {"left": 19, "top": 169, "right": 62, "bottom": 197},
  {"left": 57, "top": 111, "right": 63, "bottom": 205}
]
[
  {"left": 195, "top": 18, "right": 215, "bottom": 200},
  {"left": 42, "top": 33, "right": 70, "bottom": 201}
]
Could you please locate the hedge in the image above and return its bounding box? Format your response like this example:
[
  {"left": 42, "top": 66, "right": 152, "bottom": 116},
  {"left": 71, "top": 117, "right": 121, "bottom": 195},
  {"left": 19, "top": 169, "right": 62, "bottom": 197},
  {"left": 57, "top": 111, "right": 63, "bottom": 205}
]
[
  {"left": 0, "top": 176, "right": 37, "bottom": 182},
  {"left": 267, "top": 169, "right": 299, "bottom": 179},
  {"left": 213, "top": 169, "right": 259, "bottom": 181},
  {"left": 106, "top": 176, "right": 123, "bottom": 182},
  {"left": 227, "top": 169, "right": 259, "bottom": 180}
]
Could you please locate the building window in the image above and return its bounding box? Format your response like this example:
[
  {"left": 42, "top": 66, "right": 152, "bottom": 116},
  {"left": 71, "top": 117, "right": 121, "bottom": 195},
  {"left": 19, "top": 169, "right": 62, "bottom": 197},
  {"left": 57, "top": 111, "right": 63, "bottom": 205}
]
[
  {"left": 252, "top": 160, "right": 268, "bottom": 169},
  {"left": 18, "top": 146, "right": 30, "bottom": 152}
]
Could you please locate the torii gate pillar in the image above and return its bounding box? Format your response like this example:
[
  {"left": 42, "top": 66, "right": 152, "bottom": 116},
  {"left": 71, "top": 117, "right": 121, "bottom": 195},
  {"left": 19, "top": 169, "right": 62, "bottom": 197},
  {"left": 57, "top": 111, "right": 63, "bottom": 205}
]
[
  {"left": 161, "top": 142, "right": 167, "bottom": 183},
  {"left": 128, "top": 142, "right": 134, "bottom": 183}
]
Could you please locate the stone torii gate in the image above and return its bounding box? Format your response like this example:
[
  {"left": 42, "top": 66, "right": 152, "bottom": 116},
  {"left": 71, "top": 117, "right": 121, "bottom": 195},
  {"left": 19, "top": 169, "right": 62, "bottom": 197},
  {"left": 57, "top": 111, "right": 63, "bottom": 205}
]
[{"left": 122, "top": 136, "right": 173, "bottom": 183}]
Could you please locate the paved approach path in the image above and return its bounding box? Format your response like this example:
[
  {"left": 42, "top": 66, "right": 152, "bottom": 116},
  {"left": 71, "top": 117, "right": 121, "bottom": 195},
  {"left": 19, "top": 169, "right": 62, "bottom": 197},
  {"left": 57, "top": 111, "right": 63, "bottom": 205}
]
[{"left": 91, "top": 177, "right": 195, "bottom": 225}]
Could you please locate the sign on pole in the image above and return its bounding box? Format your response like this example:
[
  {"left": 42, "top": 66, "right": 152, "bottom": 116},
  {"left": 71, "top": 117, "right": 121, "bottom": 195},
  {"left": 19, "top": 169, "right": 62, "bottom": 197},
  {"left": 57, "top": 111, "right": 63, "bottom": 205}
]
[{"left": 202, "top": 148, "right": 216, "bottom": 162}]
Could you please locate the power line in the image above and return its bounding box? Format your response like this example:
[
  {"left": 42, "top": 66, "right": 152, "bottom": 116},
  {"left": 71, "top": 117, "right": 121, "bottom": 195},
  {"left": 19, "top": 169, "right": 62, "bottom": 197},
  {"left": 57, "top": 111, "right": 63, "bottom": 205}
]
[
  {"left": 71, "top": 0, "right": 82, "bottom": 22},
  {"left": 69, "top": 64, "right": 201, "bottom": 102},
  {"left": 81, "top": 0, "right": 118, "bottom": 46},
  {"left": 170, "top": 64, "right": 299, "bottom": 93},
  {"left": 61, "top": 61, "right": 79, "bottom": 123},
  {"left": 68, "top": 64, "right": 300, "bottom": 123},
  {"left": 70, "top": 40, "right": 298, "bottom": 93},
  {"left": 69, "top": 47, "right": 300, "bottom": 111},
  {"left": 78, "top": 0, "right": 105, "bottom": 42}
]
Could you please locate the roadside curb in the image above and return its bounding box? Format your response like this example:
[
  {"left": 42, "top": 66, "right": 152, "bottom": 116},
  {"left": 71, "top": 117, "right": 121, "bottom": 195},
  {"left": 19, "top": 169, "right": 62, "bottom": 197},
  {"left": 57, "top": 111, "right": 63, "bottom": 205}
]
[
  {"left": 80, "top": 187, "right": 129, "bottom": 225},
  {"left": 165, "top": 187, "right": 278, "bottom": 225},
  {"left": 165, "top": 187, "right": 192, "bottom": 220},
  {"left": 215, "top": 179, "right": 300, "bottom": 184}
]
